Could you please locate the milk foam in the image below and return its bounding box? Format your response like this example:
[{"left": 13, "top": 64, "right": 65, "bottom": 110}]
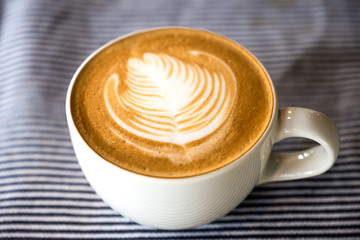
[{"left": 104, "top": 51, "right": 237, "bottom": 162}]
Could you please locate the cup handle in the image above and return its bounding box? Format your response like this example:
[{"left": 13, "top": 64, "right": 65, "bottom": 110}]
[{"left": 257, "top": 107, "right": 340, "bottom": 185}]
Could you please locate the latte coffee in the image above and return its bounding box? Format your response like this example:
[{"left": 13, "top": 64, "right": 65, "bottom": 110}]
[{"left": 70, "top": 28, "right": 274, "bottom": 178}]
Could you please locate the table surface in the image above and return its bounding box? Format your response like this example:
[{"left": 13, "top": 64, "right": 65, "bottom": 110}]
[{"left": 1, "top": 0, "right": 359, "bottom": 239}]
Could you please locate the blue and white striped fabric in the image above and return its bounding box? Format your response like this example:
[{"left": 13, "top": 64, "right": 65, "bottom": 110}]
[{"left": 1, "top": 0, "right": 359, "bottom": 239}]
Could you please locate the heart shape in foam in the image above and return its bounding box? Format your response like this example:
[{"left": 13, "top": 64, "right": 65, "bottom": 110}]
[{"left": 104, "top": 51, "right": 237, "bottom": 156}]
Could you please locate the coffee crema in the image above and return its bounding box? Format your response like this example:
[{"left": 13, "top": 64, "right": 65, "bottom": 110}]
[{"left": 71, "top": 28, "right": 274, "bottom": 178}]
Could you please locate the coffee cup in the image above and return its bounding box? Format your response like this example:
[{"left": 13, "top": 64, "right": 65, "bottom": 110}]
[{"left": 66, "top": 27, "right": 339, "bottom": 229}]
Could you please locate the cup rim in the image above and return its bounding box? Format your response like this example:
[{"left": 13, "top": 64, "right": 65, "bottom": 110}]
[{"left": 65, "top": 26, "right": 278, "bottom": 182}]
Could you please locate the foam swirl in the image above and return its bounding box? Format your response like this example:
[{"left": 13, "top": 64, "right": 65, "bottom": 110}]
[{"left": 104, "top": 51, "right": 236, "bottom": 162}]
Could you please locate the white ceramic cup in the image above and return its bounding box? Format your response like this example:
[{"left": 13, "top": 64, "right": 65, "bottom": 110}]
[{"left": 66, "top": 28, "right": 340, "bottom": 230}]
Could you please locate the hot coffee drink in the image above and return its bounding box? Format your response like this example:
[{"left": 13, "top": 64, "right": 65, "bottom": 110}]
[{"left": 70, "top": 28, "right": 274, "bottom": 178}]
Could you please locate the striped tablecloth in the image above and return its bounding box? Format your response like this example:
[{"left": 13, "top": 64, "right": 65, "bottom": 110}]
[{"left": 1, "top": 0, "right": 359, "bottom": 239}]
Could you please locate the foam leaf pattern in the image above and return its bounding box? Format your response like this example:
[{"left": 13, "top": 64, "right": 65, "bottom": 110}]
[{"left": 104, "top": 52, "right": 236, "bottom": 146}]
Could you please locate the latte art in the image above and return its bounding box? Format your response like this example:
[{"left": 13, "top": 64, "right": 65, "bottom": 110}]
[
  {"left": 71, "top": 28, "right": 273, "bottom": 177},
  {"left": 104, "top": 52, "right": 237, "bottom": 163}
]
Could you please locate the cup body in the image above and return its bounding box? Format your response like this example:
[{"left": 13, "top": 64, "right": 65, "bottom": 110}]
[{"left": 66, "top": 28, "right": 278, "bottom": 230}]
